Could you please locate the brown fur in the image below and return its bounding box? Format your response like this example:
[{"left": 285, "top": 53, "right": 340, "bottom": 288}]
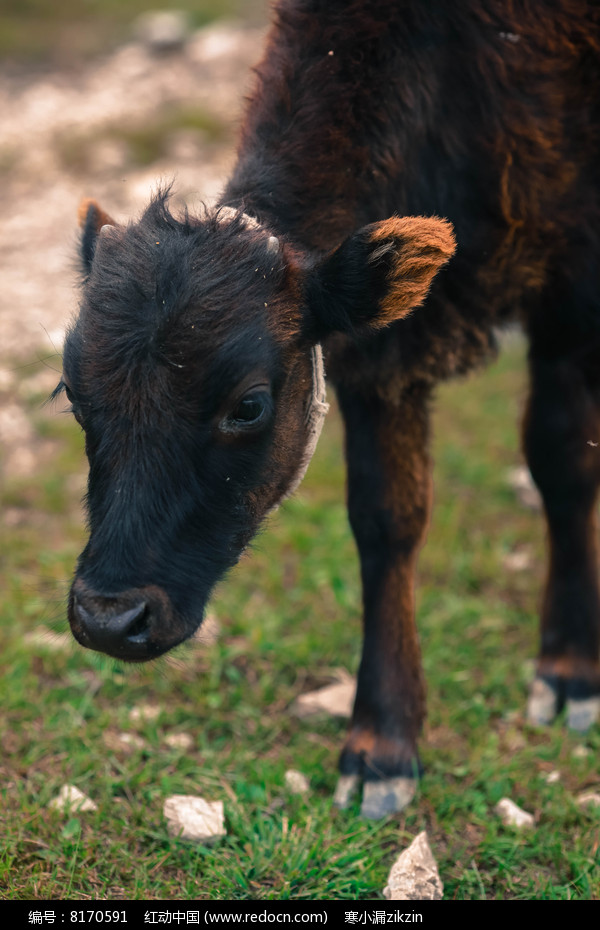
[
  {"left": 367, "top": 216, "right": 456, "bottom": 327},
  {"left": 78, "top": 198, "right": 116, "bottom": 231}
]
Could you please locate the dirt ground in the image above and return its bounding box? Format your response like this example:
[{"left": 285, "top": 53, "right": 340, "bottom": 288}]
[{"left": 0, "top": 21, "right": 265, "bottom": 480}]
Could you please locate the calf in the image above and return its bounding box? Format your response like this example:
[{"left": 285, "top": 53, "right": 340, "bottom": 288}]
[{"left": 58, "top": 0, "right": 600, "bottom": 817}]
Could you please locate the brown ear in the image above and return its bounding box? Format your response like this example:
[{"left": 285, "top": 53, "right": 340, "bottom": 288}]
[
  {"left": 366, "top": 215, "right": 456, "bottom": 327},
  {"left": 78, "top": 199, "right": 117, "bottom": 275},
  {"left": 78, "top": 198, "right": 116, "bottom": 231},
  {"left": 304, "top": 215, "right": 456, "bottom": 339}
]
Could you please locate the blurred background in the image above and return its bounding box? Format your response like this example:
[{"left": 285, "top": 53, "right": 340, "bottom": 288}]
[
  {"left": 0, "top": 0, "right": 265, "bottom": 70},
  {"left": 0, "top": 1, "right": 267, "bottom": 366},
  {"left": 1, "top": 1, "right": 597, "bottom": 903}
]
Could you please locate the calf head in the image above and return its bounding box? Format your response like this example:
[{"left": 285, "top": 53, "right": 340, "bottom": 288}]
[{"left": 60, "top": 192, "right": 454, "bottom": 661}]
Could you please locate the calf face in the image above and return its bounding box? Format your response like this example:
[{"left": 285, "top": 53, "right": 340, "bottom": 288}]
[{"left": 61, "top": 194, "right": 454, "bottom": 662}]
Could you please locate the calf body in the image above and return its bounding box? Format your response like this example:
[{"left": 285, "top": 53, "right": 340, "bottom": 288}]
[{"left": 61, "top": 1, "right": 600, "bottom": 817}]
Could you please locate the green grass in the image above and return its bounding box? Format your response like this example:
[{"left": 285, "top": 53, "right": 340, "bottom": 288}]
[{"left": 1, "top": 337, "right": 599, "bottom": 900}]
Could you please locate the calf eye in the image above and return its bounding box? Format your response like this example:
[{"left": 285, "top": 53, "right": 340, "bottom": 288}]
[
  {"left": 221, "top": 390, "right": 272, "bottom": 433},
  {"left": 235, "top": 396, "right": 266, "bottom": 422},
  {"left": 63, "top": 383, "right": 84, "bottom": 425}
]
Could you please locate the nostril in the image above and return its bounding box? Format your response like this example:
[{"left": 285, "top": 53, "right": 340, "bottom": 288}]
[
  {"left": 74, "top": 597, "right": 88, "bottom": 622},
  {"left": 73, "top": 596, "right": 93, "bottom": 638},
  {"left": 123, "top": 602, "right": 150, "bottom": 642},
  {"left": 106, "top": 601, "right": 150, "bottom": 643}
]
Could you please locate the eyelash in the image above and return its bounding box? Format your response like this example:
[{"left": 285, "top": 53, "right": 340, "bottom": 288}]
[
  {"left": 51, "top": 380, "right": 82, "bottom": 422},
  {"left": 50, "top": 380, "right": 67, "bottom": 403}
]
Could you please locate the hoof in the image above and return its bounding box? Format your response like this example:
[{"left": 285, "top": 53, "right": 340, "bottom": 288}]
[
  {"left": 567, "top": 695, "right": 600, "bottom": 732},
  {"left": 333, "top": 774, "right": 417, "bottom": 817},
  {"left": 527, "top": 673, "right": 599, "bottom": 731},
  {"left": 527, "top": 676, "right": 560, "bottom": 725},
  {"left": 332, "top": 774, "right": 360, "bottom": 810},
  {"left": 361, "top": 777, "right": 417, "bottom": 819}
]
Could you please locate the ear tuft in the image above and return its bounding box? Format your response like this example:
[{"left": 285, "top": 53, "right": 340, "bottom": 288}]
[{"left": 78, "top": 198, "right": 117, "bottom": 275}]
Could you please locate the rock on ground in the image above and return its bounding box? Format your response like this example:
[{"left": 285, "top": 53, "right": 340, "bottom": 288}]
[
  {"left": 163, "top": 795, "right": 226, "bottom": 843},
  {"left": 495, "top": 797, "right": 534, "bottom": 829},
  {"left": 292, "top": 670, "right": 355, "bottom": 718},
  {"left": 284, "top": 770, "right": 310, "bottom": 795},
  {"left": 163, "top": 732, "right": 194, "bottom": 751},
  {"left": 49, "top": 785, "right": 97, "bottom": 813},
  {"left": 576, "top": 791, "right": 600, "bottom": 811},
  {"left": 502, "top": 547, "right": 533, "bottom": 573},
  {"left": 383, "top": 831, "right": 443, "bottom": 901},
  {"left": 544, "top": 770, "right": 561, "bottom": 785},
  {"left": 103, "top": 731, "right": 147, "bottom": 753},
  {"left": 129, "top": 703, "right": 161, "bottom": 723}
]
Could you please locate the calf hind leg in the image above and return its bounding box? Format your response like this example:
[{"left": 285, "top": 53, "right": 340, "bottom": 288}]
[
  {"left": 524, "top": 348, "right": 600, "bottom": 731},
  {"left": 335, "top": 383, "right": 431, "bottom": 818}
]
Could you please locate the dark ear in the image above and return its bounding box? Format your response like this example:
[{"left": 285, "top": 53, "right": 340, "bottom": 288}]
[
  {"left": 78, "top": 198, "right": 117, "bottom": 275},
  {"left": 303, "top": 216, "right": 456, "bottom": 339}
]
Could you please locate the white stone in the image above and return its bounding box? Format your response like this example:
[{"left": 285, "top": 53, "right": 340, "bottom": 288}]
[
  {"left": 502, "top": 548, "right": 533, "bottom": 572},
  {"left": 129, "top": 703, "right": 161, "bottom": 722},
  {"left": 49, "top": 785, "right": 97, "bottom": 813},
  {"left": 576, "top": 792, "right": 600, "bottom": 811},
  {"left": 495, "top": 797, "right": 534, "bottom": 829},
  {"left": 117, "top": 732, "right": 146, "bottom": 750},
  {"left": 103, "top": 731, "right": 146, "bottom": 753},
  {"left": 544, "top": 770, "right": 561, "bottom": 785},
  {"left": 163, "top": 795, "right": 226, "bottom": 843},
  {"left": 383, "top": 832, "right": 443, "bottom": 901},
  {"left": 572, "top": 745, "right": 591, "bottom": 759},
  {"left": 164, "top": 732, "right": 194, "bottom": 751},
  {"left": 284, "top": 770, "right": 310, "bottom": 795},
  {"left": 292, "top": 671, "right": 355, "bottom": 718}
]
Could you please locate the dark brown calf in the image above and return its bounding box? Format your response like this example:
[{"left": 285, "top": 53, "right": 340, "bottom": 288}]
[{"left": 60, "top": 1, "right": 600, "bottom": 817}]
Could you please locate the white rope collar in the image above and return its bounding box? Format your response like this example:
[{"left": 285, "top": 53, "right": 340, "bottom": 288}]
[
  {"left": 216, "top": 209, "right": 329, "bottom": 504},
  {"left": 279, "top": 344, "right": 329, "bottom": 503}
]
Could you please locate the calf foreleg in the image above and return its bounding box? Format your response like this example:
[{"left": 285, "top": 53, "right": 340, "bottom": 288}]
[{"left": 335, "top": 382, "right": 431, "bottom": 817}]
